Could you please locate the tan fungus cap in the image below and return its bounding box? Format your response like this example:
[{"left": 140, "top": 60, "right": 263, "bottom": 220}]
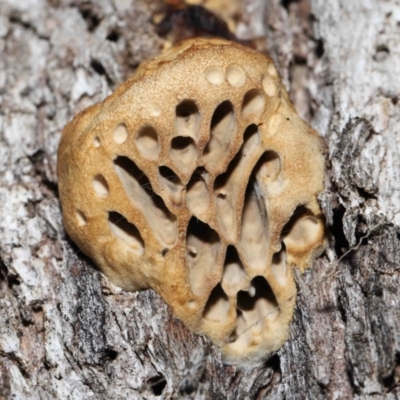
[{"left": 57, "top": 38, "right": 325, "bottom": 364}]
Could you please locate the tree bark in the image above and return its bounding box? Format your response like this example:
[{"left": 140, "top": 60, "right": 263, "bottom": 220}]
[{"left": 1, "top": 0, "right": 399, "bottom": 399}]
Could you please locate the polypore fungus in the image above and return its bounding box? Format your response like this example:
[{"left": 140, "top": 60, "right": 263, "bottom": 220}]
[{"left": 57, "top": 38, "right": 325, "bottom": 363}]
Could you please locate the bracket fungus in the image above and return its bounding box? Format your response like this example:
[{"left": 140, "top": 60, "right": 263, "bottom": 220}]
[{"left": 57, "top": 38, "right": 325, "bottom": 363}]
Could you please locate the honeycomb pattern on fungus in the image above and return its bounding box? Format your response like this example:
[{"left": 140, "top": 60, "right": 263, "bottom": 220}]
[{"left": 57, "top": 38, "right": 325, "bottom": 363}]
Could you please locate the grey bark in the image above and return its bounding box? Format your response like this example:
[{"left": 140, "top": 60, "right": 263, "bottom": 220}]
[{"left": 1, "top": 0, "right": 399, "bottom": 399}]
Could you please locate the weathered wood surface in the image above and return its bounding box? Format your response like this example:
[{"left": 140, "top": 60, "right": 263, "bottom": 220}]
[{"left": 0, "top": 0, "right": 399, "bottom": 398}]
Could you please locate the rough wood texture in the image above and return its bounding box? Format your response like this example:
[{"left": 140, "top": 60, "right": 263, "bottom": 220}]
[{"left": 0, "top": 0, "right": 399, "bottom": 399}]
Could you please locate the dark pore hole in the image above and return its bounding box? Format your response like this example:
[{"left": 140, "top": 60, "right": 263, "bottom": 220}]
[
  {"left": 176, "top": 100, "right": 199, "bottom": 119},
  {"left": 213, "top": 124, "right": 258, "bottom": 191},
  {"left": 186, "top": 167, "right": 209, "bottom": 216},
  {"left": 147, "top": 374, "right": 167, "bottom": 396},
  {"left": 225, "top": 245, "right": 241, "bottom": 264},
  {"left": 106, "top": 29, "right": 120, "bottom": 42},
  {"left": 114, "top": 156, "right": 150, "bottom": 191},
  {"left": 213, "top": 147, "right": 240, "bottom": 191},
  {"left": 108, "top": 211, "right": 145, "bottom": 251},
  {"left": 136, "top": 126, "right": 159, "bottom": 159},
  {"left": 272, "top": 242, "right": 286, "bottom": 265},
  {"left": 155, "top": 4, "right": 234, "bottom": 40},
  {"left": 264, "top": 353, "right": 281, "bottom": 370},
  {"left": 237, "top": 276, "right": 278, "bottom": 311},
  {"left": 203, "top": 101, "right": 236, "bottom": 165},
  {"left": 243, "top": 123, "right": 258, "bottom": 140},
  {"left": 381, "top": 353, "right": 400, "bottom": 391},
  {"left": 202, "top": 283, "right": 229, "bottom": 322},
  {"left": 224, "top": 245, "right": 243, "bottom": 270},
  {"left": 78, "top": 3, "right": 102, "bottom": 31},
  {"left": 330, "top": 204, "right": 349, "bottom": 256},
  {"left": 171, "top": 136, "right": 195, "bottom": 150},
  {"left": 187, "top": 217, "right": 219, "bottom": 245},
  {"left": 252, "top": 149, "right": 281, "bottom": 182},
  {"left": 257, "top": 150, "right": 280, "bottom": 166},
  {"left": 374, "top": 44, "right": 390, "bottom": 62},
  {"left": 315, "top": 38, "right": 325, "bottom": 58},
  {"left": 187, "top": 217, "right": 221, "bottom": 295},
  {"left": 187, "top": 167, "right": 206, "bottom": 189},
  {"left": 158, "top": 166, "right": 181, "bottom": 184},
  {"left": 242, "top": 90, "right": 266, "bottom": 116},
  {"left": 90, "top": 59, "right": 106, "bottom": 76},
  {"left": 113, "top": 156, "right": 174, "bottom": 223},
  {"left": 281, "top": 0, "right": 296, "bottom": 11},
  {"left": 175, "top": 100, "right": 201, "bottom": 142},
  {"left": 103, "top": 348, "right": 118, "bottom": 361},
  {"left": 281, "top": 206, "right": 313, "bottom": 236},
  {"left": 210, "top": 100, "right": 234, "bottom": 131}
]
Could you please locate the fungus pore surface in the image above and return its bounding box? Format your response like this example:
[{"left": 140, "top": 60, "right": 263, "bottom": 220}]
[{"left": 57, "top": 38, "right": 325, "bottom": 363}]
